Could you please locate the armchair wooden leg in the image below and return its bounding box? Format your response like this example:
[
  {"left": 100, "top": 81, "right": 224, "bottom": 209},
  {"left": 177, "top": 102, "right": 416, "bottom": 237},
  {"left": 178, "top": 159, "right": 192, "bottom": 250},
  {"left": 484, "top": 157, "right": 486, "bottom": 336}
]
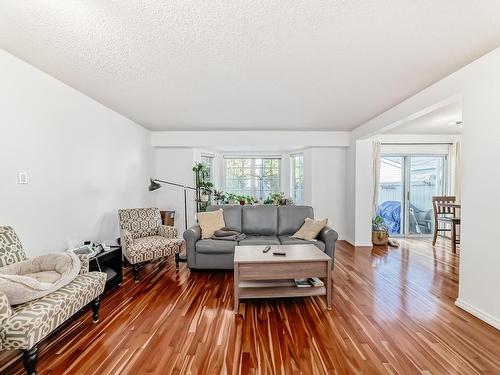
[
  {"left": 132, "top": 264, "right": 140, "bottom": 282},
  {"left": 175, "top": 253, "right": 180, "bottom": 269},
  {"left": 92, "top": 296, "right": 100, "bottom": 323},
  {"left": 23, "top": 345, "right": 38, "bottom": 375}
]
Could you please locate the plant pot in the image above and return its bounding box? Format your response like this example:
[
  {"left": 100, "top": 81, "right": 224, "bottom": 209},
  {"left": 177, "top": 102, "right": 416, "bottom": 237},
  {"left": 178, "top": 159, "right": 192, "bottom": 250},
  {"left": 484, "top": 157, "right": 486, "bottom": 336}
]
[
  {"left": 372, "top": 230, "right": 388, "bottom": 246},
  {"left": 239, "top": 200, "right": 246, "bottom": 206},
  {"left": 200, "top": 194, "right": 209, "bottom": 202}
]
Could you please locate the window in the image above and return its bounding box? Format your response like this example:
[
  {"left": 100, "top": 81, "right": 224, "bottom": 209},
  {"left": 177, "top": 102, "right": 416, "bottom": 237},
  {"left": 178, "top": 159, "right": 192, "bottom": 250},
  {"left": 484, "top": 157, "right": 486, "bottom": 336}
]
[
  {"left": 290, "top": 154, "right": 304, "bottom": 204},
  {"left": 201, "top": 154, "right": 214, "bottom": 182},
  {"left": 224, "top": 157, "right": 281, "bottom": 200}
]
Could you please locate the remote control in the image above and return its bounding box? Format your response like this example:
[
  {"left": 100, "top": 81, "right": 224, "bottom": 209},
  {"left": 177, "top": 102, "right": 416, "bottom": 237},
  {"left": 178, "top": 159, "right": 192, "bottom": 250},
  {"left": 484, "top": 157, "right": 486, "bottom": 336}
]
[
  {"left": 262, "top": 245, "right": 271, "bottom": 253},
  {"left": 273, "top": 251, "right": 286, "bottom": 256}
]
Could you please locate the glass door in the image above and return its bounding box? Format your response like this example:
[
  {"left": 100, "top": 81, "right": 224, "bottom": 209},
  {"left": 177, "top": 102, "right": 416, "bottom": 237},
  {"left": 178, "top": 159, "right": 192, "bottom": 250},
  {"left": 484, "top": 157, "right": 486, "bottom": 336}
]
[
  {"left": 377, "top": 155, "right": 446, "bottom": 237},
  {"left": 407, "top": 156, "right": 445, "bottom": 235},
  {"left": 378, "top": 156, "right": 404, "bottom": 236}
]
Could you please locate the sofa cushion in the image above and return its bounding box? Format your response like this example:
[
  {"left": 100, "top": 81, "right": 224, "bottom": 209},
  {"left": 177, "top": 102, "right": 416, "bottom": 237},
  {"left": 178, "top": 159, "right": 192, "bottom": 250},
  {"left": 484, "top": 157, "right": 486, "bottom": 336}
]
[
  {"left": 1, "top": 272, "right": 106, "bottom": 350},
  {"left": 278, "top": 236, "right": 326, "bottom": 252},
  {"left": 242, "top": 206, "right": 278, "bottom": 235},
  {"left": 238, "top": 235, "right": 281, "bottom": 246},
  {"left": 196, "top": 239, "right": 236, "bottom": 254},
  {"left": 207, "top": 205, "right": 242, "bottom": 232},
  {"left": 278, "top": 206, "right": 314, "bottom": 235},
  {"left": 126, "top": 236, "right": 183, "bottom": 264},
  {"left": 197, "top": 209, "right": 225, "bottom": 239},
  {"left": 293, "top": 218, "right": 328, "bottom": 240},
  {"left": 0, "top": 226, "right": 27, "bottom": 267}
]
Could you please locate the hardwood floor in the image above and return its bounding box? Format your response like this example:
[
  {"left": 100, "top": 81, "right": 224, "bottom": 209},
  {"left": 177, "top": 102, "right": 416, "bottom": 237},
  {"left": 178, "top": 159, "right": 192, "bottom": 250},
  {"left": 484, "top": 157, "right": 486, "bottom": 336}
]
[{"left": 1, "top": 239, "right": 500, "bottom": 374}]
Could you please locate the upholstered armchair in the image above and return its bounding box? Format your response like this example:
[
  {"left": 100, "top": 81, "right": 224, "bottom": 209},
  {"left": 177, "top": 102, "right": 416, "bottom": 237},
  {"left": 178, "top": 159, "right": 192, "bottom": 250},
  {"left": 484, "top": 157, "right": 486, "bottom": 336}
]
[
  {"left": 0, "top": 226, "right": 106, "bottom": 375},
  {"left": 118, "top": 208, "right": 183, "bottom": 281}
]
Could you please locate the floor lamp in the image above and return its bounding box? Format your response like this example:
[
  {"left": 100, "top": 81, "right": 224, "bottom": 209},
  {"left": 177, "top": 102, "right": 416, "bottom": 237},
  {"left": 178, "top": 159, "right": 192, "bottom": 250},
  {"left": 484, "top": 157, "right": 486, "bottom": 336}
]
[{"left": 148, "top": 178, "right": 198, "bottom": 261}]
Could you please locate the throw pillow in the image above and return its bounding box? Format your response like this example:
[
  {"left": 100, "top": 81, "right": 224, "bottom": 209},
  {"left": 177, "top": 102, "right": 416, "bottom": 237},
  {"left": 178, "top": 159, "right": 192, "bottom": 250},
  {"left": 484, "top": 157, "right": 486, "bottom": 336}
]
[
  {"left": 197, "top": 209, "right": 226, "bottom": 239},
  {"left": 292, "top": 218, "right": 328, "bottom": 240}
]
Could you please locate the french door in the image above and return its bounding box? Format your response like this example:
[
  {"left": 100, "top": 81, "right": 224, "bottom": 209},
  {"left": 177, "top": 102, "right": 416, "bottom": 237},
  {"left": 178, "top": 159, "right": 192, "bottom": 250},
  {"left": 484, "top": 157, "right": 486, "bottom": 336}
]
[{"left": 378, "top": 155, "right": 446, "bottom": 237}]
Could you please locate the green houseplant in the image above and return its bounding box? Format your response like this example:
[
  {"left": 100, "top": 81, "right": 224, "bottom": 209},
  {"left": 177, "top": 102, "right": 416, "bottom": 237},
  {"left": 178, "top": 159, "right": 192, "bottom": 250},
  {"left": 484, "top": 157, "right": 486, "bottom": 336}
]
[
  {"left": 372, "top": 215, "right": 389, "bottom": 245},
  {"left": 192, "top": 163, "right": 213, "bottom": 207}
]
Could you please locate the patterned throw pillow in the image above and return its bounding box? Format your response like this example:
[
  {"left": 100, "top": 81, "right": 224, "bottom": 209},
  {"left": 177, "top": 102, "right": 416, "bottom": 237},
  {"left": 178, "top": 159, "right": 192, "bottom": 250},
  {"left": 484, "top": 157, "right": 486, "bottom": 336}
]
[
  {"left": 292, "top": 218, "right": 328, "bottom": 241},
  {"left": 0, "top": 226, "right": 27, "bottom": 268},
  {"left": 197, "top": 209, "right": 226, "bottom": 239}
]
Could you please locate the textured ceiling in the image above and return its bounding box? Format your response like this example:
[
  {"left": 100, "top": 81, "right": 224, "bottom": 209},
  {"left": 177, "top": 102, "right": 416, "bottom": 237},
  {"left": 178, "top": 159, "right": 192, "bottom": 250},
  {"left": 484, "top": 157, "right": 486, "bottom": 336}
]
[
  {"left": 1, "top": 1, "right": 500, "bottom": 131},
  {"left": 386, "top": 102, "right": 462, "bottom": 135}
]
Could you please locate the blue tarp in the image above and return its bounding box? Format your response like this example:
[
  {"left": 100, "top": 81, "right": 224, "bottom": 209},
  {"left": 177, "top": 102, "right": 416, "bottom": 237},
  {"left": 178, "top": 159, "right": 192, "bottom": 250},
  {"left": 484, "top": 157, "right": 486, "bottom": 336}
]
[{"left": 376, "top": 201, "right": 424, "bottom": 235}]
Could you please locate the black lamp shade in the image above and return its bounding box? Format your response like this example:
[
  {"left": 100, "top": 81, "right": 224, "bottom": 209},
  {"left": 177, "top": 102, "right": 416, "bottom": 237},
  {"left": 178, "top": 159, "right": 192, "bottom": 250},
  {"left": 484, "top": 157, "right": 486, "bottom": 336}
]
[{"left": 148, "top": 178, "right": 161, "bottom": 191}]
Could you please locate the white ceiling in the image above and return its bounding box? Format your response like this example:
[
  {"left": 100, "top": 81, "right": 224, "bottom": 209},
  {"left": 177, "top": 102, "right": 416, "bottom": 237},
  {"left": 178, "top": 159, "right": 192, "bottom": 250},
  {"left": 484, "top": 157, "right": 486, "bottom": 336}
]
[
  {"left": 1, "top": 1, "right": 500, "bottom": 131},
  {"left": 386, "top": 101, "right": 463, "bottom": 135}
]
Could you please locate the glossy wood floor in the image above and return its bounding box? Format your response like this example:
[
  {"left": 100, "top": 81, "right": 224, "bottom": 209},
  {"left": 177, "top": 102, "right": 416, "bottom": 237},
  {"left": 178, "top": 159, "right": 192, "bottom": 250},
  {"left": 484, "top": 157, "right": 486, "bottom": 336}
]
[{"left": 2, "top": 239, "right": 500, "bottom": 374}]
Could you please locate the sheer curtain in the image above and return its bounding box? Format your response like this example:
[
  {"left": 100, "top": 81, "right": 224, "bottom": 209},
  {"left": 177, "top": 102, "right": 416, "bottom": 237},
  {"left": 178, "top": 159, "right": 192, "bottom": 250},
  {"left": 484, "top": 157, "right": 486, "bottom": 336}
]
[
  {"left": 372, "top": 141, "right": 382, "bottom": 216},
  {"left": 448, "top": 142, "right": 462, "bottom": 201}
]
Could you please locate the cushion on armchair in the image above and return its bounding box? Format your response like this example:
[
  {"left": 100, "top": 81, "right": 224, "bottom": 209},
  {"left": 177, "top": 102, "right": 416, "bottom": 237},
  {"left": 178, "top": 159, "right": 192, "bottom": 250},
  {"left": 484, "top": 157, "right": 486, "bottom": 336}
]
[{"left": 0, "top": 252, "right": 81, "bottom": 305}]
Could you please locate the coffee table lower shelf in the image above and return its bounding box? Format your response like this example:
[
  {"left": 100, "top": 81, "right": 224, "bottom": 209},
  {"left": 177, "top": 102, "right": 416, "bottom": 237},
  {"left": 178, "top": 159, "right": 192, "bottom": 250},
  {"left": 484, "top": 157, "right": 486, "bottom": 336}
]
[{"left": 236, "top": 279, "right": 327, "bottom": 304}]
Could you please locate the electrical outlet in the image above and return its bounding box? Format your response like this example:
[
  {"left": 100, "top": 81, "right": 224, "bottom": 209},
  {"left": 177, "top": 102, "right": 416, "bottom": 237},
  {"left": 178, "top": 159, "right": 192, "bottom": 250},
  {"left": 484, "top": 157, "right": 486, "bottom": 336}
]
[{"left": 18, "top": 172, "right": 28, "bottom": 184}]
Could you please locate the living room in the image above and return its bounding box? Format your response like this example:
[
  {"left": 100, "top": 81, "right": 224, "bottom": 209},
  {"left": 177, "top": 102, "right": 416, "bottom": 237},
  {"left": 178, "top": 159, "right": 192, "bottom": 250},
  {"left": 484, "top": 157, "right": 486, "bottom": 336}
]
[{"left": 1, "top": 2, "right": 500, "bottom": 374}]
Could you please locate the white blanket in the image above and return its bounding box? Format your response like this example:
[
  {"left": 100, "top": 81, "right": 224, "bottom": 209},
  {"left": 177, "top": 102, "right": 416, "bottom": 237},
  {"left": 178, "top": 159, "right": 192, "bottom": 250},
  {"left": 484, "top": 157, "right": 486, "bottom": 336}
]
[{"left": 0, "top": 252, "right": 81, "bottom": 305}]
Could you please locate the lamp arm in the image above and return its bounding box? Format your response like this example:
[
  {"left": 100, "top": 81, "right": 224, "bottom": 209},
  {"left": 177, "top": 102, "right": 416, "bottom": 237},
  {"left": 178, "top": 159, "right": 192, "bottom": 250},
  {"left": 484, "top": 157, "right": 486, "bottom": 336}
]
[{"left": 152, "top": 178, "right": 198, "bottom": 191}]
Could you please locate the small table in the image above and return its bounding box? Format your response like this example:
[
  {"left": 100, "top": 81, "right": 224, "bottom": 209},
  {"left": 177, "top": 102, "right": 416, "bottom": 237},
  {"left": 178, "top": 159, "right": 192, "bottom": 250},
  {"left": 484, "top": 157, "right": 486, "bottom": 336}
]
[
  {"left": 233, "top": 244, "right": 332, "bottom": 313},
  {"left": 89, "top": 246, "right": 123, "bottom": 293}
]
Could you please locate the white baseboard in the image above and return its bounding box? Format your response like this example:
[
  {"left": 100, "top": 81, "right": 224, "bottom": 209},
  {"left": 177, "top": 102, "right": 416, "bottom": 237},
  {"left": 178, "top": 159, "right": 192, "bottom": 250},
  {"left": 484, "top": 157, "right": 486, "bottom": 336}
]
[
  {"left": 455, "top": 298, "right": 500, "bottom": 330},
  {"left": 354, "top": 241, "right": 373, "bottom": 247}
]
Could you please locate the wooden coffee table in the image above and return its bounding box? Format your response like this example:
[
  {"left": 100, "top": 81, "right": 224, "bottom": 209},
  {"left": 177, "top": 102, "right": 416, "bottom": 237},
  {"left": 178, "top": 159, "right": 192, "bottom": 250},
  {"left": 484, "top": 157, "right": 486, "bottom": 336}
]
[{"left": 233, "top": 244, "right": 332, "bottom": 313}]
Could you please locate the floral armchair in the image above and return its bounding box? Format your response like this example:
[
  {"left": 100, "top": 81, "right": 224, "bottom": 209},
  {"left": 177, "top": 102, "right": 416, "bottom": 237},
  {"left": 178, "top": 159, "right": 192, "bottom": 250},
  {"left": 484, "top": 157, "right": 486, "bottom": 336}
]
[
  {"left": 0, "top": 226, "right": 106, "bottom": 375},
  {"left": 118, "top": 208, "right": 183, "bottom": 282}
]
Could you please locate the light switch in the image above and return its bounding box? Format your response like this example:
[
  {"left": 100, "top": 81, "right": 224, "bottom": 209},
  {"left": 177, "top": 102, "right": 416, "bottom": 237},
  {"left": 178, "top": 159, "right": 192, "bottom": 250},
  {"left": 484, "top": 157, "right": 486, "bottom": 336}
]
[{"left": 18, "top": 172, "right": 28, "bottom": 184}]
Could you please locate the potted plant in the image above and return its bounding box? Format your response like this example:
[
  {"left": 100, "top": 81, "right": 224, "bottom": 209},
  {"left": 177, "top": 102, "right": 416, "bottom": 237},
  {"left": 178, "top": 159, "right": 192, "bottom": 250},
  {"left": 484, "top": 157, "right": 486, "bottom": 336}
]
[
  {"left": 199, "top": 181, "right": 214, "bottom": 202},
  {"left": 263, "top": 192, "right": 293, "bottom": 205},
  {"left": 193, "top": 163, "right": 213, "bottom": 203},
  {"left": 372, "top": 216, "right": 389, "bottom": 246},
  {"left": 213, "top": 190, "right": 224, "bottom": 205},
  {"left": 245, "top": 195, "right": 256, "bottom": 205}
]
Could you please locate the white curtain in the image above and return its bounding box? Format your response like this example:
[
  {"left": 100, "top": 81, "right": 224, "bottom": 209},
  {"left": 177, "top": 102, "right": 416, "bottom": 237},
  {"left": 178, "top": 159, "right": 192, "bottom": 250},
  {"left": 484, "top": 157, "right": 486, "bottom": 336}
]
[
  {"left": 448, "top": 142, "right": 462, "bottom": 201},
  {"left": 372, "top": 141, "right": 382, "bottom": 217}
]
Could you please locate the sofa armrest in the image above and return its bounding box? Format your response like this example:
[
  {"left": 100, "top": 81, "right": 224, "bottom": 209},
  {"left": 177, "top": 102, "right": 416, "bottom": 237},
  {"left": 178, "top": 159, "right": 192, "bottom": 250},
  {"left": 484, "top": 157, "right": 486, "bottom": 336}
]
[
  {"left": 0, "top": 291, "right": 11, "bottom": 327},
  {"left": 318, "top": 225, "right": 339, "bottom": 263},
  {"left": 183, "top": 225, "right": 201, "bottom": 268},
  {"left": 158, "top": 225, "right": 178, "bottom": 239},
  {"left": 120, "top": 229, "right": 134, "bottom": 259},
  {"left": 77, "top": 254, "right": 90, "bottom": 274}
]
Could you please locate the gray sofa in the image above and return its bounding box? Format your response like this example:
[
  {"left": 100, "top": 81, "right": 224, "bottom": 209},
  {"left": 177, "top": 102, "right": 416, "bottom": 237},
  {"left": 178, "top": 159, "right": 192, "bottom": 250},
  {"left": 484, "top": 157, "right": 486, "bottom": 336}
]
[{"left": 183, "top": 205, "right": 338, "bottom": 270}]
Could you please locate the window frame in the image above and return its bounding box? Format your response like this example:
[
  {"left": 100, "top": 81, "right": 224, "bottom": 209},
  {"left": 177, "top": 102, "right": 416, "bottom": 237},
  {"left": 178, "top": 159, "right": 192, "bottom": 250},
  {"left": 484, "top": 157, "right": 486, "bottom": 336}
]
[
  {"left": 222, "top": 155, "right": 282, "bottom": 200},
  {"left": 290, "top": 153, "right": 305, "bottom": 205},
  {"left": 200, "top": 153, "right": 215, "bottom": 183}
]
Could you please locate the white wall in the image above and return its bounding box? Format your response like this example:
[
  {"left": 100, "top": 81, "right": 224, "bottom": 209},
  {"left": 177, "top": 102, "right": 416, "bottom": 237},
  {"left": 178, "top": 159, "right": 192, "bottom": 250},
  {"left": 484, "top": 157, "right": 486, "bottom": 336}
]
[
  {"left": 308, "top": 148, "right": 347, "bottom": 239},
  {"left": 458, "top": 55, "right": 500, "bottom": 329},
  {"left": 153, "top": 148, "right": 197, "bottom": 235},
  {"left": 348, "top": 46, "right": 500, "bottom": 329},
  {"left": 0, "top": 50, "right": 153, "bottom": 255},
  {"left": 152, "top": 131, "right": 350, "bottom": 148},
  {"left": 154, "top": 146, "right": 347, "bottom": 239}
]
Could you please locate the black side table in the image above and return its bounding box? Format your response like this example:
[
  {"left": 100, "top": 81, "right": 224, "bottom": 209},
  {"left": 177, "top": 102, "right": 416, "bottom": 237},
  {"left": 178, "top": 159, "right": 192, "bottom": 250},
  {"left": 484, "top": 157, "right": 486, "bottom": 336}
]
[{"left": 89, "top": 246, "right": 123, "bottom": 293}]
